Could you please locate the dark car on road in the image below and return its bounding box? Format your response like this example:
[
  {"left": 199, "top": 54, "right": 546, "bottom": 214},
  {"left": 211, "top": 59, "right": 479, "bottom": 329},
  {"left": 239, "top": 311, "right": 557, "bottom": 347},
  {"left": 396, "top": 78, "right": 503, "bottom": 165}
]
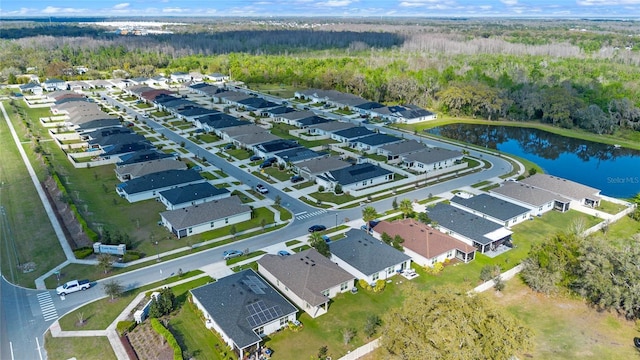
[
  {"left": 290, "top": 175, "right": 304, "bottom": 183},
  {"left": 308, "top": 225, "right": 327, "bottom": 233}
]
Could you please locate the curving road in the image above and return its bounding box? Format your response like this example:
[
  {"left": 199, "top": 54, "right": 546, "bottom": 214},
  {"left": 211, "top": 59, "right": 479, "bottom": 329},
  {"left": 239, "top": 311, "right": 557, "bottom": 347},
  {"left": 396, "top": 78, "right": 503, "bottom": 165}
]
[{"left": 1, "top": 91, "right": 515, "bottom": 360}]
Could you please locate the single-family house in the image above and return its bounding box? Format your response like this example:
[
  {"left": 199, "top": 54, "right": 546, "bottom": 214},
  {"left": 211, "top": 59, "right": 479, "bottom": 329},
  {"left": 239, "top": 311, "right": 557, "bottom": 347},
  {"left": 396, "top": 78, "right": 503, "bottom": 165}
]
[
  {"left": 42, "top": 78, "right": 67, "bottom": 91},
  {"left": 116, "top": 169, "right": 205, "bottom": 203},
  {"left": 316, "top": 163, "right": 393, "bottom": 192},
  {"left": 254, "top": 139, "right": 301, "bottom": 158},
  {"left": 189, "top": 72, "right": 204, "bottom": 82},
  {"left": 450, "top": 193, "right": 531, "bottom": 228},
  {"left": 189, "top": 83, "right": 223, "bottom": 97},
  {"left": 330, "top": 229, "right": 411, "bottom": 284},
  {"left": 160, "top": 195, "right": 250, "bottom": 238},
  {"left": 295, "top": 115, "right": 331, "bottom": 129},
  {"left": 158, "top": 182, "right": 230, "bottom": 210},
  {"left": 117, "top": 150, "right": 174, "bottom": 166},
  {"left": 402, "top": 147, "right": 464, "bottom": 173},
  {"left": 114, "top": 158, "right": 187, "bottom": 182},
  {"left": 372, "top": 219, "right": 476, "bottom": 267},
  {"left": 426, "top": 203, "right": 513, "bottom": 253},
  {"left": 490, "top": 181, "right": 570, "bottom": 216},
  {"left": 195, "top": 115, "right": 247, "bottom": 135},
  {"left": 19, "top": 82, "right": 43, "bottom": 95},
  {"left": 257, "top": 249, "right": 355, "bottom": 318},
  {"left": 176, "top": 106, "right": 219, "bottom": 122},
  {"left": 294, "top": 156, "right": 351, "bottom": 181},
  {"left": 274, "top": 147, "right": 325, "bottom": 165},
  {"left": 149, "top": 75, "right": 168, "bottom": 85},
  {"left": 331, "top": 126, "right": 375, "bottom": 144},
  {"left": 219, "top": 124, "right": 265, "bottom": 142},
  {"left": 372, "top": 104, "right": 436, "bottom": 124},
  {"left": 377, "top": 140, "right": 426, "bottom": 163},
  {"left": 190, "top": 269, "right": 297, "bottom": 359},
  {"left": 237, "top": 97, "right": 279, "bottom": 112},
  {"left": 352, "top": 134, "right": 402, "bottom": 153},
  {"left": 170, "top": 71, "right": 191, "bottom": 82},
  {"left": 519, "top": 174, "right": 601, "bottom": 207},
  {"left": 308, "top": 121, "right": 355, "bottom": 137},
  {"left": 233, "top": 132, "right": 280, "bottom": 149},
  {"left": 205, "top": 72, "right": 230, "bottom": 82},
  {"left": 276, "top": 110, "right": 316, "bottom": 125}
]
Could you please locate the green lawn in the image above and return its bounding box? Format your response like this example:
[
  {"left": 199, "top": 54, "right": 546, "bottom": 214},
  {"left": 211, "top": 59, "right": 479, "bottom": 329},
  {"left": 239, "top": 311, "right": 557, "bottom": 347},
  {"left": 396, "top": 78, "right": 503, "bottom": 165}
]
[
  {"left": 58, "top": 272, "right": 207, "bottom": 331},
  {"left": 195, "top": 133, "right": 220, "bottom": 143},
  {"left": 226, "top": 251, "right": 266, "bottom": 265},
  {"left": 273, "top": 205, "right": 293, "bottom": 221},
  {"left": 600, "top": 216, "right": 640, "bottom": 248},
  {"left": 269, "top": 123, "right": 337, "bottom": 148},
  {"left": 308, "top": 191, "right": 357, "bottom": 205},
  {"left": 292, "top": 181, "right": 315, "bottom": 190},
  {"left": 267, "top": 281, "right": 406, "bottom": 360},
  {"left": 263, "top": 167, "right": 292, "bottom": 181},
  {"left": 596, "top": 200, "right": 627, "bottom": 215},
  {"left": 0, "top": 101, "right": 66, "bottom": 287},
  {"left": 285, "top": 240, "right": 301, "bottom": 247},
  {"left": 226, "top": 148, "right": 251, "bottom": 160},
  {"left": 44, "top": 332, "right": 117, "bottom": 360},
  {"left": 471, "top": 180, "right": 492, "bottom": 188},
  {"left": 246, "top": 83, "right": 303, "bottom": 99},
  {"left": 170, "top": 301, "right": 227, "bottom": 360}
]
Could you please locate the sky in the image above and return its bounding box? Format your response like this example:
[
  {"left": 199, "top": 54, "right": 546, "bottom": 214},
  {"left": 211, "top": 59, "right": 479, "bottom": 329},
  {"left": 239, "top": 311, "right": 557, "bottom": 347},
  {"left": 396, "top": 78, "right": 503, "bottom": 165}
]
[{"left": 1, "top": 0, "right": 640, "bottom": 18}]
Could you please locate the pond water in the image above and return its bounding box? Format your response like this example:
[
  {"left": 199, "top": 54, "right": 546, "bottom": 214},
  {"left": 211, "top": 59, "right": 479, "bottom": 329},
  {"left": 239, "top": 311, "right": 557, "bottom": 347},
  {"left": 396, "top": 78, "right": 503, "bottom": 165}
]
[{"left": 426, "top": 124, "right": 640, "bottom": 198}]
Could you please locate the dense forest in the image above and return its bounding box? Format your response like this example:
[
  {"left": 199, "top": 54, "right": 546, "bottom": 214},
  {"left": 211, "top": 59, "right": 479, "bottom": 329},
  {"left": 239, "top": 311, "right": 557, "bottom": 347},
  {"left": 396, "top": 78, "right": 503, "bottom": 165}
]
[{"left": 2, "top": 18, "right": 640, "bottom": 135}]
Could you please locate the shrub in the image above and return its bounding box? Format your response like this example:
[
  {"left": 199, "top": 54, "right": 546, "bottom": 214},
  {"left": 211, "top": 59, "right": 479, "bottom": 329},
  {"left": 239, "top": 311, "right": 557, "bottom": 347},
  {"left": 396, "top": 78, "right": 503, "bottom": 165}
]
[
  {"left": 116, "top": 320, "right": 136, "bottom": 336},
  {"left": 150, "top": 318, "right": 183, "bottom": 360},
  {"left": 73, "top": 247, "right": 94, "bottom": 259},
  {"left": 318, "top": 185, "right": 325, "bottom": 192},
  {"left": 122, "top": 251, "right": 142, "bottom": 262},
  {"left": 373, "top": 279, "right": 386, "bottom": 293}
]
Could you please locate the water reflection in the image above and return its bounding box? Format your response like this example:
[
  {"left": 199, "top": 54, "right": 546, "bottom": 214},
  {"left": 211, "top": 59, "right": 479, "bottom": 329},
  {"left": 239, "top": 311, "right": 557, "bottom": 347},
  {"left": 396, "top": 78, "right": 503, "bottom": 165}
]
[{"left": 427, "top": 124, "right": 640, "bottom": 198}]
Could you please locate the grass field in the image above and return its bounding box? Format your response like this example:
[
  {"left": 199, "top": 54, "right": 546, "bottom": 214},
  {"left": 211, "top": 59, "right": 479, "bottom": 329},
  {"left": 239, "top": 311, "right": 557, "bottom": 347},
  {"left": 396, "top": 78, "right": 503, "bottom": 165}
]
[
  {"left": 0, "top": 101, "right": 66, "bottom": 287},
  {"left": 44, "top": 332, "right": 117, "bottom": 360},
  {"left": 58, "top": 272, "right": 208, "bottom": 331}
]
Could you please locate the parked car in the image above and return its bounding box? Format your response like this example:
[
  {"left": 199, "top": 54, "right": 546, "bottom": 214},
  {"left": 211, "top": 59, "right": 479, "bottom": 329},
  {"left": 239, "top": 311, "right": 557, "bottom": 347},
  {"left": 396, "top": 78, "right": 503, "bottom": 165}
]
[
  {"left": 250, "top": 155, "right": 263, "bottom": 162},
  {"left": 256, "top": 184, "right": 269, "bottom": 194},
  {"left": 223, "top": 250, "right": 243, "bottom": 260},
  {"left": 321, "top": 235, "right": 331, "bottom": 243},
  {"left": 259, "top": 161, "right": 272, "bottom": 169},
  {"left": 290, "top": 175, "right": 304, "bottom": 183},
  {"left": 265, "top": 157, "right": 277, "bottom": 164},
  {"left": 308, "top": 225, "right": 327, "bottom": 233},
  {"left": 277, "top": 250, "right": 291, "bottom": 257},
  {"left": 56, "top": 279, "right": 91, "bottom": 296},
  {"left": 224, "top": 143, "right": 235, "bottom": 150}
]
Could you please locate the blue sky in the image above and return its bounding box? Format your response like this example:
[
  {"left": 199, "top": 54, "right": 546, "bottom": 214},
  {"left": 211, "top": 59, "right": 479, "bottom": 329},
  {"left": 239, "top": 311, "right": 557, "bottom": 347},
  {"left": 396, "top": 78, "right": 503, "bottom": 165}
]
[{"left": 2, "top": 1, "right": 640, "bottom": 18}]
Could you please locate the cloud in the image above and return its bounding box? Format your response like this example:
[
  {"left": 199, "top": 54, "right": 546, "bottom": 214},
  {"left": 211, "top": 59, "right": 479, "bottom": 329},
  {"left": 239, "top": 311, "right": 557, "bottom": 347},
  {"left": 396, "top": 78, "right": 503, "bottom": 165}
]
[
  {"left": 41, "top": 6, "right": 85, "bottom": 14},
  {"left": 316, "top": 0, "right": 354, "bottom": 6},
  {"left": 500, "top": 0, "right": 518, "bottom": 5},
  {"left": 113, "top": 3, "right": 130, "bottom": 10},
  {"left": 577, "top": 0, "right": 640, "bottom": 5},
  {"left": 162, "top": 7, "right": 188, "bottom": 13},
  {"left": 399, "top": 0, "right": 451, "bottom": 8}
]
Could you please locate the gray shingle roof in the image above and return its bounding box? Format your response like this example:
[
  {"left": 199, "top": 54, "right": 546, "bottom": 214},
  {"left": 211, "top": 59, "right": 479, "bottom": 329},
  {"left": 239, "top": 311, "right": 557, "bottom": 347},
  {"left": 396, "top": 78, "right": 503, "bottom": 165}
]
[
  {"left": 160, "top": 195, "right": 249, "bottom": 229},
  {"left": 280, "top": 110, "right": 316, "bottom": 121},
  {"left": 378, "top": 139, "right": 426, "bottom": 155},
  {"left": 402, "top": 147, "right": 463, "bottom": 164},
  {"left": 256, "top": 139, "right": 301, "bottom": 154},
  {"left": 426, "top": 203, "right": 510, "bottom": 246},
  {"left": 295, "top": 156, "right": 351, "bottom": 175},
  {"left": 117, "top": 150, "right": 173, "bottom": 166},
  {"left": 308, "top": 121, "right": 355, "bottom": 132},
  {"left": 190, "top": 269, "right": 297, "bottom": 349},
  {"left": 355, "top": 134, "right": 401, "bottom": 146},
  {"left": 333, "top": 127, "right": 375, "bottom": 139},
  {"left": 330, "top": 229, "right": 410, "bottom": 276},
  {"left": 117, "top": 169, "right": 203, "bottom": 195},
  {"left": 115, "top": 158, "right": 187, "bottom": 180},
  {"left": 326, "top": 163, "right": 392, "bottom": 186},
  {"left": 275, "top": 148, "right": 324, "bottom": 163},
  {"left": 257, "top": 249, "right": 355, "bottom": 307},
  {"left": 519, "top": 174, "right": 601, "bottom": 202},
  {"left": 490, "top": 181, "right": 569, "bottom": 207},
  {"left": 297, "top": 116, "right": 331, "bottom": 127},
  {"left": 450, "top": 194, "right": 530, "bottom": 222},
  {"left": 158, "top": 182, "right": 229, "bottom": 206}
]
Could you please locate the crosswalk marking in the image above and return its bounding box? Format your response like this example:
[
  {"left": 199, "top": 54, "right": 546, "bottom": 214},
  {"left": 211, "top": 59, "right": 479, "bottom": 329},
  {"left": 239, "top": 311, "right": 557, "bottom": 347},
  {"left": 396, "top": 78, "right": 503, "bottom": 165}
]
[
  {"left": 296, "top": 209, "right": 327, "bottom": 220},
  {"left": 37, "top": 292, "right": 58, "bottom": 322}
]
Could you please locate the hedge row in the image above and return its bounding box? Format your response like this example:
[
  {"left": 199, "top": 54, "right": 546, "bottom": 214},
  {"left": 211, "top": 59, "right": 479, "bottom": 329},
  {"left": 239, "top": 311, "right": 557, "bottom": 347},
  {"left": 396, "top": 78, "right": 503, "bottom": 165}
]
[
  {"left": 150, "top": 318, "right": 183, "bottom": 360},
  {"left": 116, "top": 320, "right": 136, "bottom": 336},
  {"left": 73, "top": 247, "right": 93, "bottom": 259},
  {"left": 51, "top": 172, "right": 99, "bottom": 242}
]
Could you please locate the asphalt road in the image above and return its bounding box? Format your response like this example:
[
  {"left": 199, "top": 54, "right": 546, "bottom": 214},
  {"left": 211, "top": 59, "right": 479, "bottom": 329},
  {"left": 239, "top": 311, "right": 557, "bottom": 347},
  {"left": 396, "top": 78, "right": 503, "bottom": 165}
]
[{"left": 0, "top": 90, "right": 514, "bottom": 359}]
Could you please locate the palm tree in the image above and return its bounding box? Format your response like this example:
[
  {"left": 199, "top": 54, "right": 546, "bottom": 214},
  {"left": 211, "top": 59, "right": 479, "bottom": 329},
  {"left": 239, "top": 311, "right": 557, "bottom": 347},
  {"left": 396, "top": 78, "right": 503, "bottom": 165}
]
[
  {"left": 362, "top": 206, "right": 378, "bottom": 233},
  {"left": 399, "top": 199, "right": 414, "bottom": 219}
]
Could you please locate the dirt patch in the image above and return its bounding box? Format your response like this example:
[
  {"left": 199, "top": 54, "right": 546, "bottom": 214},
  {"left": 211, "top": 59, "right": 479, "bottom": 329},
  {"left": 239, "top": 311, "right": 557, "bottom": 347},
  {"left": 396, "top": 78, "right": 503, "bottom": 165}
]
[
  {"left": 128, "top": 321, "right": 173, "bottom": 360},
  {"left": 43, "top": 176, "right": 92, "bottom": 249}
]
